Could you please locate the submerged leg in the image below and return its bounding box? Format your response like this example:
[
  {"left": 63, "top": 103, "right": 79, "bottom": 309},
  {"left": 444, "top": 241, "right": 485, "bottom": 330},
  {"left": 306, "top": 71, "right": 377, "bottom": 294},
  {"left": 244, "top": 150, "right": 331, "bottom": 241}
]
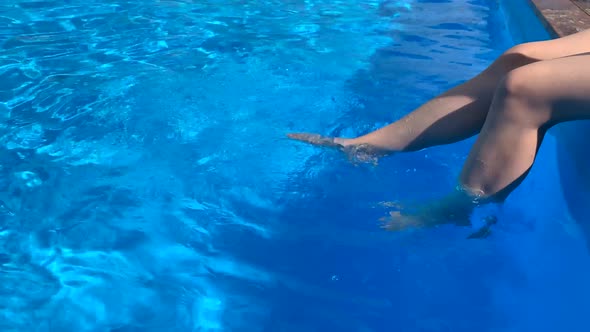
[
  {"left": 289, "top": 29, "right": 590, "bottom": 155},
  {"left": 385, "top": 53, "right": 590, "bottom": 230}
]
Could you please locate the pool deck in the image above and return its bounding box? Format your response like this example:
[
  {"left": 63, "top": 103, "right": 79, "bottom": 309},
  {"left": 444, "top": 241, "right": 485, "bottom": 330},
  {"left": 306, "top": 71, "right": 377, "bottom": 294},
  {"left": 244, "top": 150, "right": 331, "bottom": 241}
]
[
  {"left": 529, "top": 0, "right": 590, "bottom": 37},
  {"left": 528, "top": 0, "right": 590, "bottom": 37}
]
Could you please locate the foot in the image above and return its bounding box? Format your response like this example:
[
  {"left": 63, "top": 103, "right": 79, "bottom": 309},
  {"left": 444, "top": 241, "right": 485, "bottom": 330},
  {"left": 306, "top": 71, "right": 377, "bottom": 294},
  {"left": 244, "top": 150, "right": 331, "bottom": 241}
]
[
  {"left": 379, "top": 190, "right": 480, "bottom": 231},
  {"left": 287, "top": 132, "right": 386, "bottom": 165},
  {"left": 380, "top": 204, "right": 471, "bottom": 231},
  {"left": 286, "top": 133, "right": 351, "bottom": 148}
]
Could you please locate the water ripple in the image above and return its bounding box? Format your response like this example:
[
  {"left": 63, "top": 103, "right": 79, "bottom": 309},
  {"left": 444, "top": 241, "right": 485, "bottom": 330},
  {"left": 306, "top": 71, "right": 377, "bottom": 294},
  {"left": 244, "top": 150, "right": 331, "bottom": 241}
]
[{"left": 0, "top": 0, "right": 519, "bottom": 330}]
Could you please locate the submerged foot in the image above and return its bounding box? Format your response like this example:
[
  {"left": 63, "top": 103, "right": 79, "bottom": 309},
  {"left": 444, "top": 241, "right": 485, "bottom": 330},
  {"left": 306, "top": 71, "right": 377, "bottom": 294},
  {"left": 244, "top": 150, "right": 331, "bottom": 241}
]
[
  {"left": 287, "top": 132, "right": 387, "bottom": 165},
  {"left": 379, "top": 203, "right": 471, "bottom": 231},
  {"left": 379, "top": 190, "right": 481, "bottom": 231}
]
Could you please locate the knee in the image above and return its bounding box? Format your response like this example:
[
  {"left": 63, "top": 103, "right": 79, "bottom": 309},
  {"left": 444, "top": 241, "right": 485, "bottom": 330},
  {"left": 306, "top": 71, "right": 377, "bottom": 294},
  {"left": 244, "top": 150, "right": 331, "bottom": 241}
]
[
  {"left": 503, "top": 43, "right": 537, "bottom": 59},
  {"left": 494, "top": 43, "right": 542, "bottom": 71},
  {"left": 492, "top": 64, "right": 552, "bottom": 124},
  {"left": 500, "top": 63, "right": 551, "bottom": 99}
]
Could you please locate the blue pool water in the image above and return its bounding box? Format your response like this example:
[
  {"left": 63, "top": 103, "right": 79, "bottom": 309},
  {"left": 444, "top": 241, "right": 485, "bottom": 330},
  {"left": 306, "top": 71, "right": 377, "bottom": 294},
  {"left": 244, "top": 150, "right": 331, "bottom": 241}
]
[{"left": 2, "top": 0, "right": 590, "bottom": 331}]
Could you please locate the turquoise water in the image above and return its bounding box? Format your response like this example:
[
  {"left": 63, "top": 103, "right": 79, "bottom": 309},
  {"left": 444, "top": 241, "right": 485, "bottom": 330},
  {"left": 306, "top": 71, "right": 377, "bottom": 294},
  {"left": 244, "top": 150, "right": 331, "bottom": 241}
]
[{"left": 1, "top": 0, "right": 590, "bottom": 331}]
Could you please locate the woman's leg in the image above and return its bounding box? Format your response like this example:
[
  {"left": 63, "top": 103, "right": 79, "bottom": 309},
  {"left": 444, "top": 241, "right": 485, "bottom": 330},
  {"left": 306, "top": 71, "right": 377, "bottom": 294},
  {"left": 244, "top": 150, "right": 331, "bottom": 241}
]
[
  {"left": 385, "top": 53, "right": 590, "bottom": 231},
  {"left": 460, "top": 53, "right": 590, "bottom": 199},
  {"left": 289, "top": 29, "right": 590, "bottom": 154}
]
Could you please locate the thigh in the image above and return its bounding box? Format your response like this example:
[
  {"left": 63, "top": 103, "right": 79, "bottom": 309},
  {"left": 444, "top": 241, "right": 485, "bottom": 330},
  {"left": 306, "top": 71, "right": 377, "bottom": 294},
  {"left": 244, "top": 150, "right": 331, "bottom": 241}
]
[{"left": 512, "top": 29, "right": 590, "bottom": 61}]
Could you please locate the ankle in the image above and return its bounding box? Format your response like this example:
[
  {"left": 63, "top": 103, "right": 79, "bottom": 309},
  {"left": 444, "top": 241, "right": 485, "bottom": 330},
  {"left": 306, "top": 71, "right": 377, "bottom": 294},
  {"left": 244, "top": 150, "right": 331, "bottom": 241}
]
[{"left": 342, "top": 137, "right": 403, "bottom": 153}]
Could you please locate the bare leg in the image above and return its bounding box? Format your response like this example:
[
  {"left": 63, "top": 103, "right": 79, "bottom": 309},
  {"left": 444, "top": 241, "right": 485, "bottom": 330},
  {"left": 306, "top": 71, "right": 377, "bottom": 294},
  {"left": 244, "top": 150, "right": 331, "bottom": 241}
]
[
  {"left": 289, "top": 29, "right": 590, "bottom": 155},
  {"left": 460, "top": 53, "right": 590, "bottom": 198},
  {"left": 289, "top": 50, "right": 527, "bottom": 156},
  {"left": 385, "top": 53, "right": 590, "bottom": 231}
]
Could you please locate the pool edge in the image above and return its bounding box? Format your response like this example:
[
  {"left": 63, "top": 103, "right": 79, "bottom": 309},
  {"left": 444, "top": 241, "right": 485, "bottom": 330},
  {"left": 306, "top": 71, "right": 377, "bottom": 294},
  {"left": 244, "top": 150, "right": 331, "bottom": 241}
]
[{"left": 527, "top": 0, "right": 590, "bottom": 37}]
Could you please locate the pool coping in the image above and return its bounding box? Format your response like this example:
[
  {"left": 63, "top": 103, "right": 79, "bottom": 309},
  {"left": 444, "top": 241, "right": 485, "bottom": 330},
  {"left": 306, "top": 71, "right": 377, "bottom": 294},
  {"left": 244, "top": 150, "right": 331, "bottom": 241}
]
[{"left": 527, "top": 0, "right": 590, "bottom": 37}]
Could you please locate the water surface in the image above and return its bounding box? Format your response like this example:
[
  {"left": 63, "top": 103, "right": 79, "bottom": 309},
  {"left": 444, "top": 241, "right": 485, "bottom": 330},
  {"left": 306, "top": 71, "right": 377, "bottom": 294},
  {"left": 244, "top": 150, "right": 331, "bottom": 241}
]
[{"left": 1, "top": 0, "right": 589, "bottom": 331}]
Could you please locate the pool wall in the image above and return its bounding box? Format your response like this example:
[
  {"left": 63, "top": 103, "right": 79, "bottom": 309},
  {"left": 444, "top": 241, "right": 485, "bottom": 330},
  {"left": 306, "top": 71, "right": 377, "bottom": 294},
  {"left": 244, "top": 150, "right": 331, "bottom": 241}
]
[
  {"left": 499, "top": 0, "right": 590, "bottom": 241},
  {"left": 498, "top": 0, "right": 551, "bottom": 42}
]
